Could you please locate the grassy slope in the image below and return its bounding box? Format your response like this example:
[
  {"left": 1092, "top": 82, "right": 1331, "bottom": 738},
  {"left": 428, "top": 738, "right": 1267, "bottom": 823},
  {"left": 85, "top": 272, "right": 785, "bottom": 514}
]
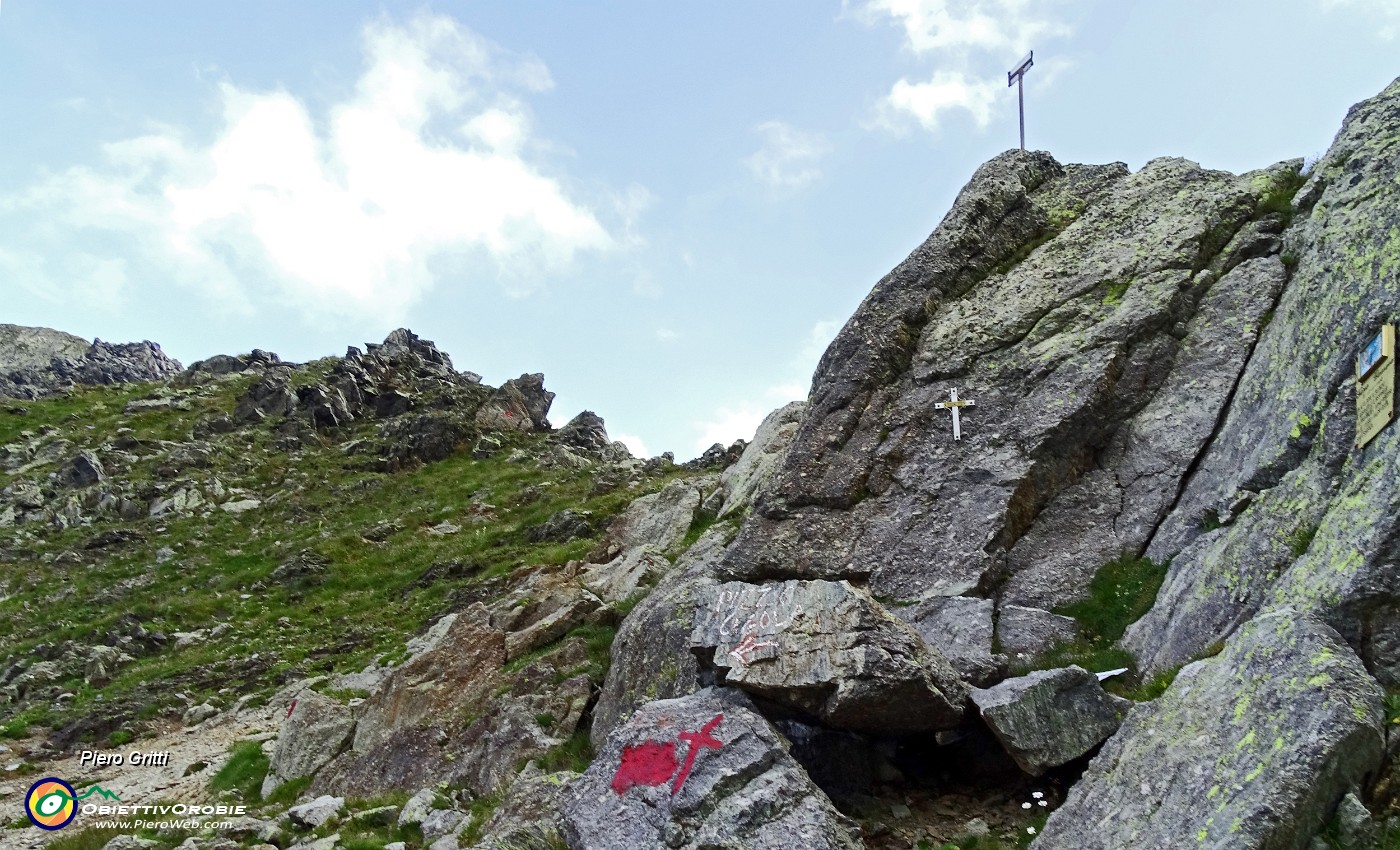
[{"left": 0, "top": 373, "right": 691, "bottom": 747}]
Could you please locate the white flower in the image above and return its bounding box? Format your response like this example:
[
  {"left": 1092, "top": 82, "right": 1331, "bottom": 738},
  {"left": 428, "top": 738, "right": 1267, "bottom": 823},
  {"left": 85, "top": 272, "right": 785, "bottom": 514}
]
[
  {"left": 1028, "top": 826, "right": 1037, "bottom": 835},
  {"left": 1038, "top": 800, "right": 1048, "bottom": 807},
  {"left": 1032, "top": 791, "right": 1044, "bottom": 799},
  {"left": 1022, "top": 802, "right": 1032, "bottom": 809}
]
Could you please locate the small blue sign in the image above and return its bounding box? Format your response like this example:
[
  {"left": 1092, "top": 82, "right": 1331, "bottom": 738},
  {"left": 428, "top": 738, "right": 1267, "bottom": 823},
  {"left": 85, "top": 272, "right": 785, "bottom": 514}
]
[{"left": 1359, "top": 328, "right": 1388, "bottom": 380}]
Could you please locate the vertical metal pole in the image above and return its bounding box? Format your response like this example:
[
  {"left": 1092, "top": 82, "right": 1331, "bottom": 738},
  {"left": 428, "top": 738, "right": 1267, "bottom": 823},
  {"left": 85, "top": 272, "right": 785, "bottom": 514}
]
[{"left": 1018, "top": 75, "right": 1025, "bottom": 150}]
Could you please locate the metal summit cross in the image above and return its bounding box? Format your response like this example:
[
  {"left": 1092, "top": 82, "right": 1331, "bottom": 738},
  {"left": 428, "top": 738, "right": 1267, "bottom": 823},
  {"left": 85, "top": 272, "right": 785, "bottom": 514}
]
[
  {"left": 1008, "top": 51, "right": 1034, "bottom": 150},
  {"left": 935, "top": 388, "right": 976, "bottom": 441}
]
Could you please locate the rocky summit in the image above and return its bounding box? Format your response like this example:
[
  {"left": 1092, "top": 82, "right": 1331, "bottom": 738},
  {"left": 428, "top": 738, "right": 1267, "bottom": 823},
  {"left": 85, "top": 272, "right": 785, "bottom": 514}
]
[{"left": 1, "top": 77, "right": 1399, "bottom": 850}]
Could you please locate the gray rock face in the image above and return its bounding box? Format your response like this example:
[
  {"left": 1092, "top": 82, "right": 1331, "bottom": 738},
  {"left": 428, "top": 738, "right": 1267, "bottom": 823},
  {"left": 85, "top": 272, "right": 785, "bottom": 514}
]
[
  {"left": 0, "top": 324, "right": 89, "bottom": 372},
  {"left": 377, "top": 413, "right": 473, "bottom": 468},
  {"left": 969, "top": 666, "right": 1129, "bottom": 776},
  {"left": 178, "top": 349, "right": 280, "bottom": 383},
  {"left": 580, "top": 475, "right": 714, "bottom": 603},
  {"left": 554, "top": 410, "right": 613, "bottom": 455},
  {"left": 690, "top": 579, "right": 967, "bottom": 732},
  {"left": 1126, "top": 76, "right": 1400, "bottom": 683},
  {"left": 591, "top": 526, "right": 730, "bottom": 749},
  {"left": 716, "top": 401, "right": 807, "bottom": 519},
  {"left": 525, "top": 509, "right": 593, "bottom": 544},
  {"left": 562, "top": 688, "right": 862, "bottom": 850},
  {"left": 57, "top": 450, "right": 104, "bottom": 488},
  {"left": 1034, "top": 611, "right": 1384, "bottom": 850},
  {"left": 996, "top": 605, "right": 1079, "bottom": 662},
  {"left": 894, "top": 595, "right": 1000, "bottom": 686},
  {"left": 287, "top": 795, "right": 345, "bottom": 829},
  {"left": 717, "top": 149, "right": 1295, "bottom": 624},
  {"left": 234, "top": 367, "right": 299, "bottom": 423},
  {"left": 475, "top": 373, "right": 553, "bottom": 432},
  {"left": 352, "top": 609, "right": 502, "bottom": 742},
  {"left": 462, "top": 769, "right": 573, "bottom": 850},
  {"left": 397, "top": 788, "right": 436, "bottom": 827},
  {"left": 262, "top": 689, "right": 357, "bottom": 798},
  {"left": 0, "top": 327, "right": 182, "bottom": 399}
]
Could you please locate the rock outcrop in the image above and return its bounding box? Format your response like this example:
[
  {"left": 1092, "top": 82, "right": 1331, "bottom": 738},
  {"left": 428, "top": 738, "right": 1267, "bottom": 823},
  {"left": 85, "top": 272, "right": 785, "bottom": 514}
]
[
  {"left": 970, "top": 666, "right": 1129, "bottom": 776},
  {"left": 562, "top": 688, "right": 862, "bottom": 850},
  {"left": 691, "top": 579, "right": 967, "bottom": 732},
  {"left": 9, "top": 75, "right": 1400, "bottom": 850},
  {"left": 1034, "top": 612, "right": 1384, "bottom": 849},
  {"left": 0, "top": 327, "right": 182, "bottom": 399},
  {"left": 1125, "top": 77, "right": 1400, "bottom": 684}
]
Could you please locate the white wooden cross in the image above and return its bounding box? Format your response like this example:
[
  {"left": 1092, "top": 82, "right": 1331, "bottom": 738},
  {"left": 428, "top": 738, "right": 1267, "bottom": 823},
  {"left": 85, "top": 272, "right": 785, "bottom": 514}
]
[{"left": 934, "top": 388, "right": 976, "bottom": 441}]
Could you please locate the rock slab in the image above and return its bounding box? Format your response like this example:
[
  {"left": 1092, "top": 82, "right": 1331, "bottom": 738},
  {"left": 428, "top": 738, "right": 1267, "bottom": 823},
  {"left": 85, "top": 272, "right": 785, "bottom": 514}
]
[
  {"left": 691, "top": 579, "right": 967, "bottom": 732},
  {"left": 970, "top": 665, "right": 1129, "bottom": 776},
  {"left": 1033, "top": 611, "right": 1384, "bottom": 850},
  {"left": 562, "top": 687, "right": 862, "bottom": 850}
]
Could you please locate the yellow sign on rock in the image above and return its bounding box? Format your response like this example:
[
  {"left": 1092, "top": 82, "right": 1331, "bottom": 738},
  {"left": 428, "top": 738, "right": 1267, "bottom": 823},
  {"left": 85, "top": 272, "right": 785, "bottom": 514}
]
[{"left": 1356, "top": 324, "right": 1396, "bottom": 448}]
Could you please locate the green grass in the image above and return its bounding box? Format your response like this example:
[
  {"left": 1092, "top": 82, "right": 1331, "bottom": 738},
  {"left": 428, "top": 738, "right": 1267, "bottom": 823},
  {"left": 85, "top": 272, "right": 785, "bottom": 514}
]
[
  {"left": 264, "top": 774, "right": 314, "bottom": 807},
  {"left": 43, "top": 827, "right": 126, "bottom": 850},
  {"left": 0, "top": 368, "right": 701, "bottom": 739},
  {"left": 1056, "top": 555, "right": 1168, "bottom": 646},
  {"left": 0, "top": 706, "right": 52, "bottom": 739},
  {"left": 210, "top": 740, "right": 269, "bottom": 802},
  {"left": 460, "top": 789, "right": 506, "bottom": 846},
  {"left": 538, "top": 727, "right": 595, "bottom": 774},
  {"left": 1286, "top": 521, "right": 1319, "bottom": 558},
  {"left": 676, "top": 508, "right": 719, "bottom": 553},
  {"left": 1256, "top": 166, "right": 1308, "bottom": 225},
  {"left": 1012, "top": 554, "right": 1168, "bottom": 689}
]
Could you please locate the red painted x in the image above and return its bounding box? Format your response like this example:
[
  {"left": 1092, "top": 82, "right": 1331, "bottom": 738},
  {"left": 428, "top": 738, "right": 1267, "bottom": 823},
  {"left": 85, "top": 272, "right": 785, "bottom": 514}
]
[{"left": 672, "top": 714, "right": 724, "bottom": 795}]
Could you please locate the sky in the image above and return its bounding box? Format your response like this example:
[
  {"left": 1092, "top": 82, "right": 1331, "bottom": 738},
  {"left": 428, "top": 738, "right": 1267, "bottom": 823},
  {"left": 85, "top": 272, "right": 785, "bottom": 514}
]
[{"left": 0, "top": 2, "right": 1396, "bottom": 459}]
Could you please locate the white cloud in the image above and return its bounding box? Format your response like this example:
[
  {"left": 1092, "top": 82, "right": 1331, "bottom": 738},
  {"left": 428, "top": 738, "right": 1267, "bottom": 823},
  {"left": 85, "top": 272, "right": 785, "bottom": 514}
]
[
  {"left": 689, "top": 318, "right": 838, "bottom": 452},
  {"left": 1320, "top": 0, "right": 1400, "bottom": 38},
  {"left": 656, "top": 328, "right": 678, "bottom": 341},
  {"left": 745, "top": 121, "right": 831, "bottom": 189},
  {"left": 857, "top": 0, "right": 1070, "bottom": 55},
  {"left": 879, "top": 71, "right": 1002, "bottom": 132},
  {"left": 800, "top": 319, "right": 843, "bottom": 365},
  {"left": 853, "top": 0, "right": 1075, "bottom": 135},
  {"left": 692, "top": 405, "right": 770, "bottom": 453},
  {"left": 0, "top": 12, "right": 618, "bottom": 321},
  {"left": 614, "top": 433, "right": 651, "bottom": 458}
]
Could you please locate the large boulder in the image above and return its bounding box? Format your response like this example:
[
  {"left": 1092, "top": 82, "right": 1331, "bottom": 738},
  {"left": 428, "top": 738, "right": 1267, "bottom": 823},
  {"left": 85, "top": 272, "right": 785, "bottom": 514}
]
[
  {"left": 475, "top": 373, "right": 553, "bottom": 432},
  {"left": 261, "top": 689, "right": 357, "bottom": 798},
  {"left": 591, "top": 526, "right": 730, "bottom": 749},
  {"left": 57, "top": 450, "right": 104, "bottom": 488},
  {"left": 894, "top": 595, "right": 1000, "bottom": 686},
  {"left": 690, "top": 579, "right": 967, "bottom": 732},
  {"left": 554, "top": 410, "right": 613, "bottom": 455},
  {"left": 234, "top": 367, "right": 298, "bottom": 423},
  {"left": 313, "top": 606, "right": 506, "bottom": 795},
  {"left": 353, "top": 607, "right": 503, "bottom": 750},
  {"left": 580, "top": 475, "right": 714, "bottom": 602},
  {"left": 995, "top": 605, "right": 1079, "bottom": 662},
  {"left": 562, "top": 688, "right": 862, "bottom": 850},
  {"left": 716, "top": 148, "right": 1296, "bottom": 622},
  {"left": 969, "top": 666, "right": 1130, "bottom": 776},
  {"left": 1033, "top": 611, "right": 1384, "bottom": 850}
]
